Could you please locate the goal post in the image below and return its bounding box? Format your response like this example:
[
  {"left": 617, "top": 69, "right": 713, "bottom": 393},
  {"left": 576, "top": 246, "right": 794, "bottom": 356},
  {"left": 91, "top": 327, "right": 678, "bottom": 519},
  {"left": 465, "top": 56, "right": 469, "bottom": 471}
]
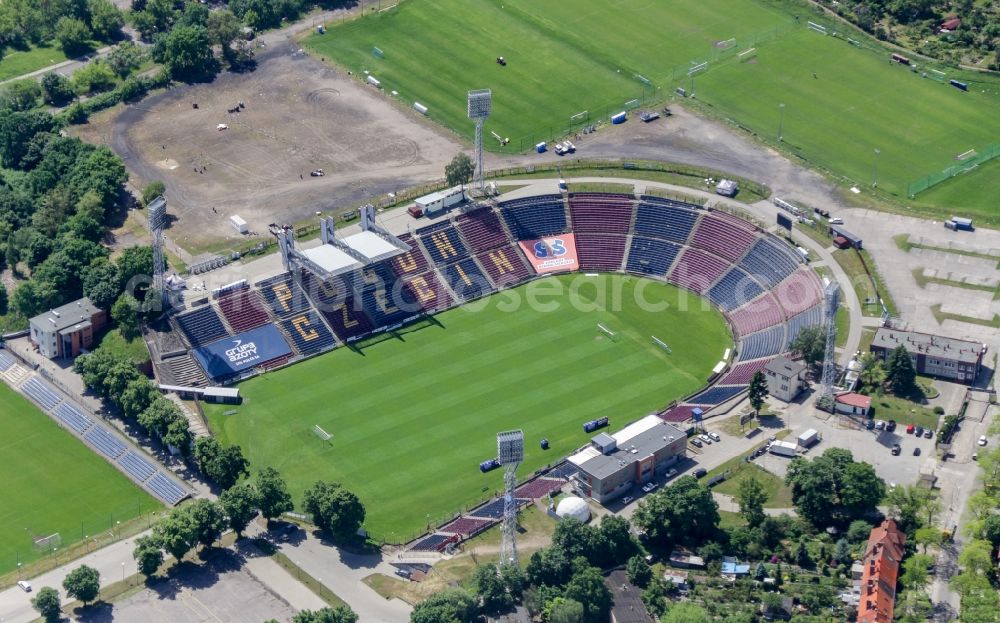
[
  {"left": 372, "top": 46, "right": 385, "bottom": 59},
  {"left": 651, "top": 336, "right": 672, "bottom": 353},
  {"left": 33, "top": 533, "right": 62, "bottom": 552},
  {"left": 597, "top": 323, "right": 618, "bottom": 341},
  {"left": 312, "top": 424, "right": 332, "bottom": 441}
]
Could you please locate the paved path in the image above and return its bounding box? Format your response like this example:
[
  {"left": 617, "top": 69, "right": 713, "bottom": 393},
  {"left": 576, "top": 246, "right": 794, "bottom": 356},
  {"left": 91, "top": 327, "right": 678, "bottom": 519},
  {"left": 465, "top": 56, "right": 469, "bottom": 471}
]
[{"left": 712, "top": 492, "right": 796, "bottom": 517}]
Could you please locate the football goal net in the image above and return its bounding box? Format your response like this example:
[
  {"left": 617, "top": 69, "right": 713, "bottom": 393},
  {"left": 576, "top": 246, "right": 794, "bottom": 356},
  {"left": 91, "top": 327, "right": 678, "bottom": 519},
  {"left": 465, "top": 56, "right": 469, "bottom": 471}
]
[
  {"left": 651, "top": 336, "right": 672, "bottom": 353},
  {"left": 372, "top": 46, "right": 385, "bottom": 59},
  {"left": 597, "top": 323, "right": 619, "bottom": 341},
  {"left": 33, "top": 533, "right": 62, "bottom": 552},
  {"left": 312, "top": 424, "right": 332, "bottom": 441}
]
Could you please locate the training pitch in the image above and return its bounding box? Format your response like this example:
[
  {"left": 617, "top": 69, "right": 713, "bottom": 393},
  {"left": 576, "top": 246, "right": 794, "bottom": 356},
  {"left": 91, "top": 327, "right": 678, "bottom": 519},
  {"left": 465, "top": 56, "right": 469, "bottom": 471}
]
[
  {"left": 309, "top": 0, "right": 1000, "bottom": 216},
  {"left": 0, "top": 383, "right": 158, "bottom": 574},
  {"left": 205, "top": 274, "right": 730, "bottom": 540}
]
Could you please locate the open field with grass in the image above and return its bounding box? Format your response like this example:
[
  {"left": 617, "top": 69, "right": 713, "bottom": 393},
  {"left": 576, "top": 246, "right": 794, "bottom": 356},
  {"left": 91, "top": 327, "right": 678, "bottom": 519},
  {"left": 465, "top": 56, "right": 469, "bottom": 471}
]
[
  {"left": 305, "top": 0, "right": 793, "bottom": 149},
  {"left": 205, "top": 274, "right": 730, "bottom": 541},
  {"left": 0, "top": 383, "right": 159, "bottom": 575},
  {"left": 0, "top": 42, "right": 70, "bottom": 82},
  {"left": 713, "top": 463, "right": 794, "bottom": 509}
]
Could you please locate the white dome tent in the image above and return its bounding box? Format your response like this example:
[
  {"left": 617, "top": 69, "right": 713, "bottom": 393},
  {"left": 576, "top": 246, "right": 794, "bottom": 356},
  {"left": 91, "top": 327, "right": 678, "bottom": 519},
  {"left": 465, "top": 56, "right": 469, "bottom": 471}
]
[{"left": 555, "top": 496, "right": 591, "bottom": 523}]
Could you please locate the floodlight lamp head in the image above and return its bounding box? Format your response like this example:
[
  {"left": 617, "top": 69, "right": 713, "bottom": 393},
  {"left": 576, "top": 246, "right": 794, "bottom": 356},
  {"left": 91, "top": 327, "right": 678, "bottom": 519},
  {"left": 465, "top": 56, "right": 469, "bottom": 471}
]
[
  {"left": 148, "top": 196, "right": 167, "bottom": 230},
  {"left": 497, "top": 429, "right": 524, "bottom": 465},
  {"left": 468, "top": 89, "right": 492, "bottom": 120}
]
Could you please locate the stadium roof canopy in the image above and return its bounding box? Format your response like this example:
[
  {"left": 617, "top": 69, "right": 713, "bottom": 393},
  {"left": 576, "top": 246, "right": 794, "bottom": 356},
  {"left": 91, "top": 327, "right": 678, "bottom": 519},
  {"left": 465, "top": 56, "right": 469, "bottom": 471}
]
[
  {"left": 342, "top": 230, "right": 401, "bottom": 263},
  {"left": 302, "top": 244, "right": 361, "bottom": 274}
]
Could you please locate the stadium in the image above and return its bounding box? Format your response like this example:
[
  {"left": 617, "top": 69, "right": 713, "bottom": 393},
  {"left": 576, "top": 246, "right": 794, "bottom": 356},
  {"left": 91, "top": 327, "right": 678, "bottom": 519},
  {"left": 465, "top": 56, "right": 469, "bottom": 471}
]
[{"left": 150, "top": 189, "right": 825, "bottom": 543}]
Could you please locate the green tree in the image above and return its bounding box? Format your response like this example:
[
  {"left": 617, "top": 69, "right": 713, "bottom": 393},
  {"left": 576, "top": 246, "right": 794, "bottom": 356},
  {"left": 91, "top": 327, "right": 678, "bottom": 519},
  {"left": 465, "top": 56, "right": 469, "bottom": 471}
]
[
  {"left": 106, "top": 41, "right": 146, "bottom": 78},
  {"left": 162, "top": 24, "right": 217, "bottom": 81},
  {"left": 208, "top": 444, "right": 250, "bottom": 489},
  {"left": 117, "top": 245, "right": 154, "bottom": 298},
  {"left": 71, "top": 60, "right": 117, "bottom": 94},
  {"left": 663, "top": 603, "right": 711, "bottom": 623},
  {"left": 120, "top": 377, "right": 157, "bottom": 420},
  {"left": 255, "top": 467, "right": 294, "bottom": 523},
  {"left": 445, "top": 152, "right": 475, "bottom": 190},
  {"left": 292, "top": 606, "right": 359, "bottom": 623},
  {"left": 302, "top": 480, "right": 365, "bottom": 540},
  {"left": 55, "top": 17, "right": 92, "bottom": 55},
  {"left": 548, "top": 597, "right": 585, "bottom": 623},
  {"left": 87, "top": 0, "right": 124, "bottom": 40},
  {"left": 748, "top": 370, "right": 769, "bottom": 416},
  {"left": 901, "top": 553, "right": 932, "bottom": 592},
  {"left": 794, "top": 538, "right": 813, "bottom": 568},
  {"left": 137, "top": 396, "right": 179, "bottom": 437},
  {"left": 31, "top": 586, "right": 61, "bottom": 623},
  {"left": 142, "top": 180, "right": 165, "bottom": 206},
  {"left": 41, "top": 73, "right": 75, "bottom": 106},
  {"left": 833, "top": 538, "right": 852, "bottom": 563},
  {"left": 785, "top": 448, "right": 885, "bottom": 528},
  {"left": 858, "top": 352, "right": 887, "bottom": 393},
  {"left": 206, "top": 9, "right": 244, "bottom": 65},
  {"left": 111, "top": 292, "right": 140, "bottom": 339},
  {"left": 220, "top": 483, "right": 259, "bottom": 537},
  {"left": 526, "top": 545, "right": 572, "bottom": 587},
  {"left": 163, "top": 416, "right": 193, "bottom": 457},
  {"left": 62, "top": 565, "right": 100, "bottom": 605},
  {"left": 564, "top": 565, "right": 612, "bottom": 623},
  {"left": 472, "top": 563, "right": 511, "bottom": 613},
  {"left": 885, "top": 484, "right": 941, "bottom": 534},
  {"left": 886, "top": 344, "right": 917, "bottom": 396},
  {"left": 190, "top": 498, "right": 226, "bottom": 547},
  {"left": 632, "top": 476, "right": 719, "bottom": 547},
  {"left": 82, "top": 258, "right": 121, "bottom": 310},
  {"left": 1, "top": 79, "right": 41, "bottom": 111},
  {"left": 13, "top": 279, "right": 59, "bottom": 317},
  {"left": 153, "top": 505, "right": 198, "bottom": 561},
  {"left": 133, "top": 535, "right": 164, "bottom": 577},
  {"left": 736, "top": 474, "right": 767, "bottom": 527},
  {"left": 409, "top": 587, "right": 477, "bottom": 623},
  {"left": 626, "top": 554, "right": 652, "bottom": 588},
  {"left": 790, "top": 324, "right": 826, "bottom": 366}
]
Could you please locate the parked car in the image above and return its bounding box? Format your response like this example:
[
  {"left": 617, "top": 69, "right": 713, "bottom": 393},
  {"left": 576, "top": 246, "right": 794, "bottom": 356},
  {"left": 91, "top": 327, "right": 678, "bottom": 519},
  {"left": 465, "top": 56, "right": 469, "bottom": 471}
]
[
  {"left": 923, "top": 428, "right": 933, "bottom": 439},
  {"left": 395, "top": 568, "right": 412, "bottom": 580},
  {"left": 690, "top": 437, "right": 703, "bottom": 448},
  {"left": 16, "top": 581, "right": 31, "bottom": 592},
  {"left": 887, "top": 420, "right": 897, "bottom": 432},
  {"left": 906, "top": 424, "right": 915, "bottom": 434},
  {"left": 665, "top": 468, "right": 678, "bottom": 479},
  {"left": 866, "top": 419, "right": 876, "bottom": 430},
  {"left": 707, "top": 432, "right": 721, "bottom": 442},
  {"left": 694, "top": 468, "right": 707, "bottom": 479},
  {"left": 891, "top": 444, "right": 901, "bottom": 456},
  {"left": 642, "top": 482, "right": 658, "bottom": 493},
  {"left": 875, "top": 420, "right": 885, "bottom": 430},
  {"left": 915, "top": 426, "right": 924, "bottom": 437},
  {"left": 978, "top": 435, "right": 988, "bottom": 446},
  {"left": 913, "top": 447, "right": 921, "bottom": 456},
  {"left": 699, "top": 434, "right": 712, "bottom": 444},
  {"left": 622, "top": 496, "right": 634, "bottom": 505},
  {"left": 829, "top": 217, "right": 844, "bottom": 224}
]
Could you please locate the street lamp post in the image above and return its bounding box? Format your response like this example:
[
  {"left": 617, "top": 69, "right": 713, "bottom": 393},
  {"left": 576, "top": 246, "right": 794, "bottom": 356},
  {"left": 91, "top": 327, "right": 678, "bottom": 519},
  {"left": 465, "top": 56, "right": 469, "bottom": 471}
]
[
  {"left": 122, "top": 562, "right": 125, "bottom": 585},
  {"left": 872, "top": 148, "right": 880, "bottom": 187},
  {"left": 778, "top": 103, "right": 785, "bottom": 141}
]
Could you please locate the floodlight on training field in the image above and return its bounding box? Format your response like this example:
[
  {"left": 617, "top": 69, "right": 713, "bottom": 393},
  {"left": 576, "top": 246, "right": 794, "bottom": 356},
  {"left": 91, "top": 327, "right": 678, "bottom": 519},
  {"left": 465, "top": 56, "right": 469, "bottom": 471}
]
[
  {"left": 468, "top": 89, "right": 492, "bottom": 191},
  {"left": 497, "top": 429, "right": 524, "bottom": 465}
]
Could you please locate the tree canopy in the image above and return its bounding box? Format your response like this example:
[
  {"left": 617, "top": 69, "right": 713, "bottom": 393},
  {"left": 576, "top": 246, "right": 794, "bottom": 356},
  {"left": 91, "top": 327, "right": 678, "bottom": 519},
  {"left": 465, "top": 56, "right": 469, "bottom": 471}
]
[
  {"left": 302, "top": 480, "right": 366, "bottom": 540},
  {"left": 785, "top": 448, "right": 885, "bottom": 528},
  {"left": 790, "top": 324, "right": 826, "bottom": 366},
  {"left": 62, "top": 565, "right": 100, "bottom": 605},
  {"left": 445, "top": 152, "right": 475, "bottom": 190},
  {"left": 632, "top": 475, "right": 720, "bottom": 547}
]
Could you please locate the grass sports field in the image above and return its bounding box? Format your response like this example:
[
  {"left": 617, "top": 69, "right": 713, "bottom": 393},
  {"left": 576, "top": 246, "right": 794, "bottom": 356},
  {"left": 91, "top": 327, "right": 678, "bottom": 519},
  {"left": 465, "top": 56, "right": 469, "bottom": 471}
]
[
  {"left": 306, "top": 0, "right": 794, "bottom": 147},
  {"left": 0, "top": 383, "right": 158, "bottom": 574},
  {"left": 308, "top": 0, "right": 1000, "bottom": 217},
  {"left": 206, "top": 274, "right": 730, "bottom": 541}
]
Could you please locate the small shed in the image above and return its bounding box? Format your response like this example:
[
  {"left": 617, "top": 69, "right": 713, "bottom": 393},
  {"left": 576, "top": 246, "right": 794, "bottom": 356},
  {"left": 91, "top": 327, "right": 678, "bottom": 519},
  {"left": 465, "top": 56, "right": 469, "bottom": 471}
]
[
  {"left": 834, "top": 392, "right": 871, "bottom": 417},
  {"left": 715, "top": 179, "right": 739, "bottom": 197},
  {"left": 230, "top": 215, "right": 248, "bottom": 234}
]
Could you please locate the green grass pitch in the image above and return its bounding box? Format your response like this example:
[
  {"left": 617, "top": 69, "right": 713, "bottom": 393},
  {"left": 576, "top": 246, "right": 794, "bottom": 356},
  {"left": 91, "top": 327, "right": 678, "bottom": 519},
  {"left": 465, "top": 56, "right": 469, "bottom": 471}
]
[
  {"left": 205, "top": 275, "right": 730, "bottom": 541},
  {"left": 307, "top": 0, "right": 1000, "bottom": 219},
  {"left": 0, "top": 383, "right": 159, "bottom": 574}
]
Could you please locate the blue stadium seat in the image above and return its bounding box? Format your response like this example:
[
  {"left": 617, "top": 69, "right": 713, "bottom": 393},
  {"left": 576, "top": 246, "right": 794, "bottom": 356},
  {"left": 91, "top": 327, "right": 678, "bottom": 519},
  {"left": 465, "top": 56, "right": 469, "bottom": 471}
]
[
  {"left": 738, "top": 325, "right": 786, "bottom": 361},
  {"left": 320, "top": 296, "right": 376, "bottom": 343},
  {"left": 688, "top": 385, "right": 745, "bottom": 406},
  {"left": 0, "top": 349, "right": 15, "bottom": 372},
  {"left": 118, "top": 451, "right": 156, "bottom": 482},
  {"left": 419, "top": 226, "right": 469, "bottom": 266},
  {"left": 442, "top": 258, "right": 495, "bottom": 301},
  {"left": 147, "top": 472, "right": 189, "bottom": 505},
  {"left": 626, "top": 236, "right": 681, "bottom": 276},
  {"left": 279, "top": 312, "right": 337, "bottom": 356},
  {"left": 499, "top": 198, "right": 567, "bottom": 240},
  {"left": 175, "top": 305, "right": 229, "bottom": 347},
  {"left": 738, "top": 238, "right": 801, "bottom": 288},
  {"left": 21, "top": 377, "right": 62, "bottom": 411},
  {"left": 256, "top": 273, "right": 312, "bottom": 318},
  {"left": 707, "top": 267, "right": 765, "bottom": 311},
  {"left": 54, "top": 402, "right": 93, "bottom": 434},
  {"left": 84, "top": 426, "right": 127, "bottom": 459},
  {"left": 633, "top": 201, "right": 700, "bottom": 243}
]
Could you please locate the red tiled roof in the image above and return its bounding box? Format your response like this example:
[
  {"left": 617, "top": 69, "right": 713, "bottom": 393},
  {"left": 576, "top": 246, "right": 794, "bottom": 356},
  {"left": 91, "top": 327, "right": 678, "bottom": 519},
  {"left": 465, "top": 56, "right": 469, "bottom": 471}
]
[
  {"left": 836, "top": 392, "right": 872, "bottom": 409},
  {"left": 941, "top": 18, "right": 961, "bottom": 30},
  {"left": 857, "top": 519, "right": 905, "bottom": 623}
]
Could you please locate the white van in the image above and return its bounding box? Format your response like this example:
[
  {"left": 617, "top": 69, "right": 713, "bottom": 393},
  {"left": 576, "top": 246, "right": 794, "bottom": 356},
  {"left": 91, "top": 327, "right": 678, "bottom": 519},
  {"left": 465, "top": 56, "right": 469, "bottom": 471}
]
[
  {"left": 17, "top": 580, "right": 31, "bottom": 592},
  {"left": 796, "top": 246, "right": 809, "bottom": 261}
]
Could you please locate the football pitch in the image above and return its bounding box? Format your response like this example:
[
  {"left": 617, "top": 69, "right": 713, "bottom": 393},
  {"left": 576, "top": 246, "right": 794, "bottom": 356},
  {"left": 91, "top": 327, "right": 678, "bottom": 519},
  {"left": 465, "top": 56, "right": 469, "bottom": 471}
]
[
  {"left": 308, "top": 0, "right": 1000, "bottom": 217},
  {"left": 205, "top": 274, "right": 730, "bottom": 541},
  {"left": 0, "top": 383, "right": 158, "bottom": 574}
]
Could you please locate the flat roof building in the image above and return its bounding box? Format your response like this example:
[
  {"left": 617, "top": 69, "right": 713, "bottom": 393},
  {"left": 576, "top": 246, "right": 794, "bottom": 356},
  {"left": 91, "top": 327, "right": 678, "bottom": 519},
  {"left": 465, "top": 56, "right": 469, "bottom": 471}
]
[
  {"left": 871, "top": 327, "right": 986, "bottom": 385},
  {"left": 763, "top": 356, "right": 808, "bottom": 402},
  {"left": 569, "top": 414, "right": 687, "bottom": 503},
  {"left": 29, "top": 297, "right": 106, "bottom": 359}
]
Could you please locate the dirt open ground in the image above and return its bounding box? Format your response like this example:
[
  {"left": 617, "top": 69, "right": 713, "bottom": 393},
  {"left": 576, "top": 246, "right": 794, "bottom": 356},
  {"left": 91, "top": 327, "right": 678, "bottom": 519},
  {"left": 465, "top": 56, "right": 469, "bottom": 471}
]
[{"left": 73, "top": 41, "right": 465, "bottom": 252}]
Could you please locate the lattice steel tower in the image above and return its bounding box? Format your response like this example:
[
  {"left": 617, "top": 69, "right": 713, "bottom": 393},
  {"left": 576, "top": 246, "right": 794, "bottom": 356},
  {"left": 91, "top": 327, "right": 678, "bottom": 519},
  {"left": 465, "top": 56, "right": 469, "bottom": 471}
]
[
  {"left": 147, "top": 196, "right": 168, "bottom": 311},
  {"left": 496, "top": 429, "right": 523, "bottom": 568},
  {"left": 468, "top": 89, "right": 492, "bottom": 193},
  {"left": 820, "top": 280, "right": 840, "bottom": 400}
]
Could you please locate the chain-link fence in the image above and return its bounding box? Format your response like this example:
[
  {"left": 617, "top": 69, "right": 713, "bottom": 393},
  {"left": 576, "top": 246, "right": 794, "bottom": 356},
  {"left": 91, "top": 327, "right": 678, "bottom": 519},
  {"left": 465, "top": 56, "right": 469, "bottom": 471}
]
[{"left": 907, "top": 142, "right": 1000, "bottom": 197}]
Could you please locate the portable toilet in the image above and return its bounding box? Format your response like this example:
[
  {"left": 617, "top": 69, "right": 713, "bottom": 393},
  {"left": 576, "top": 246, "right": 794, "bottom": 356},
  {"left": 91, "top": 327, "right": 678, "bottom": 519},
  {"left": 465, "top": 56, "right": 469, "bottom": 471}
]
[
  {"left": 611, "top": 111, "right": 627, "bottom": 124},
  {"left": 558, "top": 179, "right": 567, "bottom": 190},
  {"left": 535, "top": 142, "right": 547, "bottom": 153}
]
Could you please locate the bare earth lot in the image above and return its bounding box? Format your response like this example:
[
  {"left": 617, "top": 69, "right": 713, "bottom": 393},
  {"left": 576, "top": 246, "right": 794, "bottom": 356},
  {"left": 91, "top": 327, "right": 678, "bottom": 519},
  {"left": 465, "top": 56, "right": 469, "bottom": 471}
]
[{"left": 73, "top": 42, "right": 463, "bottom": 251}]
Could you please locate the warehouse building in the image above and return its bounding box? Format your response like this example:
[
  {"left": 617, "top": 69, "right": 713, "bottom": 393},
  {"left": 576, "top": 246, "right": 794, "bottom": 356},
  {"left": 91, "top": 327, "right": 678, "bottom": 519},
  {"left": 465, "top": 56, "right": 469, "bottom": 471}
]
[
  {"left": 568, "top": 415, "right": 687, "bottom": 504},
  {"left": 870, "top": 327, "right": 986, "bottom": 385}
]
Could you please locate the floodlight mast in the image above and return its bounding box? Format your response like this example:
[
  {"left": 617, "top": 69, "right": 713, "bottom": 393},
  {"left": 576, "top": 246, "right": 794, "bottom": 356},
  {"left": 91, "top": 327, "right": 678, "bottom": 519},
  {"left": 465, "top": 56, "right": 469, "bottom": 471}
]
[
  {"left": 496, "top": 429, "right": 523, "bottom": 568},
  {"left": 468, "top": 89, "right": 492, "bottom": 193}
]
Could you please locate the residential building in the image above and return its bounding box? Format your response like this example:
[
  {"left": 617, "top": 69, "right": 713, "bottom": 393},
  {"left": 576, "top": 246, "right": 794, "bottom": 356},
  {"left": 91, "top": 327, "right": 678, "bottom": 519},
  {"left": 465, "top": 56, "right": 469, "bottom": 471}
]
[
  {"left": 857, "top": 519, "right": 905, "bottom": 623},
  {"left": 28, "top": 297, "right": 106, "bottom": 359},
  {"left": 763, "top": 356, "right": 808, "bottom": 401},
  {"left": 870, "top": 327, "right": 985, "bottom": 385}
]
